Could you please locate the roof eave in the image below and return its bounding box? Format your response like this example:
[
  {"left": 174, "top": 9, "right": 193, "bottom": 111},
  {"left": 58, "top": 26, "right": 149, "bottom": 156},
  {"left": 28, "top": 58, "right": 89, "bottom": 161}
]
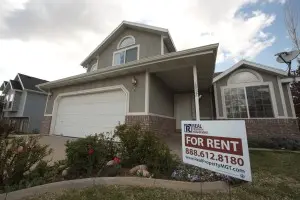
[
  {"left": 40, "top": 43, "right": 219, "bottom": 90},
  {"left": 213, "top": 60, "right": 288, "bottom": 83}
]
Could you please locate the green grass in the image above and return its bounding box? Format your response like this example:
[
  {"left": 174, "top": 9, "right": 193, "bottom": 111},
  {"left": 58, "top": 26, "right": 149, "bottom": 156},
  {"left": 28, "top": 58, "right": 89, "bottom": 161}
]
[{"left": 28, "top": 151, "right": 300, "bottom": 200}]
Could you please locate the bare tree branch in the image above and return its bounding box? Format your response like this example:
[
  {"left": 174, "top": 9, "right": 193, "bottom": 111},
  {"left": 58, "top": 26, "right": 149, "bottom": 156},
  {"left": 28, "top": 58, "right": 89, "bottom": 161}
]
[{"left": 285, "top": 0, "right": 300, "bottom": 50}]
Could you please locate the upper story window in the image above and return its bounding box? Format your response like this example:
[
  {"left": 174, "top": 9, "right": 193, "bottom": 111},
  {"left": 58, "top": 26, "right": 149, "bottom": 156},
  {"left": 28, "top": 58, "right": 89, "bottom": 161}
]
[
  {"left": 113, "top": 35, "right": 139, "bottom": 66},
  {"left": 222, "top": 69, "right": 275, "bottom": 119},
  {"left": 117, "top": 36, "right": 135, "bottom": 49}
]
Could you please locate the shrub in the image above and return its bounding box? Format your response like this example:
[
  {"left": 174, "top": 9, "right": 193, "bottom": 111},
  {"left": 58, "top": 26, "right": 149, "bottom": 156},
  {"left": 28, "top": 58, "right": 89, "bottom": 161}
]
[
  {"left": 115, "top": 124, "right": 179, "bottom": 177},
  {"left": 0, "top": 119, "right": 16, "bottom": 138},
  {"left": 65, "top": 134, "right": 117, "bottom": 178},
  {"left": 0, "top": 136, "right": 53, "bottom": 193},
  {"left": 248, "top": 137, "right": 300, "bottom": 150}
]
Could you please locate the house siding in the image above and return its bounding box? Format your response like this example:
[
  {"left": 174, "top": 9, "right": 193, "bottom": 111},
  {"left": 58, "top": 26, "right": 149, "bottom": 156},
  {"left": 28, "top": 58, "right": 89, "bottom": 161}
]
[
  {"left": 45, "top": 73, "right": 146, "bottom": 114},
  {"left": 149, "top": 74, "right": 173, "bottom": 117},
  {"left": 23, "top": 92, "right": 47, "bottom": 132},
  {"left": 215, "top": 65, "right": 285, "bottom": 118},
  {"left": 89, "top": 28, "right": 161, "bottom": 71},
  {"left": 12, "top": 91, "right": 22, "bottom": 111}
]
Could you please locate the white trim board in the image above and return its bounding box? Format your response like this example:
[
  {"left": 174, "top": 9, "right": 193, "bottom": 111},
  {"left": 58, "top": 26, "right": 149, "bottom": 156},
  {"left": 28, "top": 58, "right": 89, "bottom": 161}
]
[
  {"left": 277, "top": 76, "right": 287, "bottom": 117},
  {"left": 145, "top": 71, "right": 150, "bottom": 114},
  {"left": 112, "top": 44, "right": 140, "bottom": 66},
  {"left": 220, "top": 81, "right": 279, "bottom": 119},
  {"left": 117, "top": 35, "right": 135, "bottom": 49},
  {"left": 213, "top": 60, "right": 287, "bottom": 83},
  {"left": 126, "top": 112, "right": 175, "bottom": 119},
  {"left": 39, "top": 44, "right": 218, "bottom": 90},
  {"left": 49, "top": 85, "right": 130, "bottom": 135},
  {"left": 287, "top": 83, "right": 296, "bottom": 118},
  {"left": 281, "top": 77, "right": 300, "bottom": 83},
  {"left": 213, "top": 83, "right": 220, "bottom": 119}
]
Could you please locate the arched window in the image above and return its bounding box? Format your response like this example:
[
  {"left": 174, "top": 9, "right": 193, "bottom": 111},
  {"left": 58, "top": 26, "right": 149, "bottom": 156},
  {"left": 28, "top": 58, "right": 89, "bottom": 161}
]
[
  {"left": 117, "top": 36, "right": 135, "bottom": 49},
  {"left": 228, "top": 69, "right": 262, "bottom": 85},
  {"left": 113, "top": 35, "right": 139, "bottom": 66}
]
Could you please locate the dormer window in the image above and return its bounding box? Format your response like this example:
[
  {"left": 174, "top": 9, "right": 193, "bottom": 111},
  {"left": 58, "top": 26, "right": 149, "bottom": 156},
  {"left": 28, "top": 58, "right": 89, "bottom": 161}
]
[{"left": 113, "top": 35, "right": 139, "bottom": 66}]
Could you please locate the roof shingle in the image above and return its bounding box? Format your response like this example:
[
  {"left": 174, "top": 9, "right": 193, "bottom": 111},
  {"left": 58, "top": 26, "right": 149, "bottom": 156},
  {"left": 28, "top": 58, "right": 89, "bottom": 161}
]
[{"left": 18, "top": 73, "right": 48, "bottom": 92}]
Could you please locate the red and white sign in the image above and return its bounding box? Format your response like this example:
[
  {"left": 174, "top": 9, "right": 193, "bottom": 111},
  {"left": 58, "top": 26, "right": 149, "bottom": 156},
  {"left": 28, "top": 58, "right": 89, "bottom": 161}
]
[{"left": 182, "top": 120, "right": 252, "bottom": 182}]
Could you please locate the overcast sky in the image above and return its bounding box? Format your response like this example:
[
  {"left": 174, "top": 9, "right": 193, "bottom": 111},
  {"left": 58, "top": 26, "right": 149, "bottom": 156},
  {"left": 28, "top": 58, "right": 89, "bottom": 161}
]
[{"left": 0, "top": 0, "right": 298, "bottom": 85}]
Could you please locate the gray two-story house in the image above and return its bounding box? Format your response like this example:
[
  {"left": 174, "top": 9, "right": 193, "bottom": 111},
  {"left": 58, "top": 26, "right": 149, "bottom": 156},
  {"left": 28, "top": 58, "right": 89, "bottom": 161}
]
[
  {"left": 0, "top": 74, "right": 48, "bottom": 133},
  {"left": 38, "top": 21, "right": 299, "bottom": 141}
]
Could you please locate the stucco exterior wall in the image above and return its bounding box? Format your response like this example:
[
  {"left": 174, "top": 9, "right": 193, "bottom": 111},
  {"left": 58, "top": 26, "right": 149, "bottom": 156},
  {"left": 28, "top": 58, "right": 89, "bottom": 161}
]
[
  {"left": 88, "top": 28, "right": 161, "bottom": 71},
  {"left": 45, "top": 73, "right": 146, "bottom": 114},
  {"left": 214, "top": 65, "right": 285, "bottom": 118},
  {"left": 149, "top": 74, "right": 173, "bottom": 117},
  {"left": 23, "top": 92, "right": 47, "bottom": 132}
]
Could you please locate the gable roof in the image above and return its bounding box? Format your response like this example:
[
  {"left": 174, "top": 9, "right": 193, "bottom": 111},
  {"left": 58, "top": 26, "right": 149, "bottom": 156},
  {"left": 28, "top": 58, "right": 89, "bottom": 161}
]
[
  {"left": 10, "top": 80, "right": 23, "bottom": 90},
  {"left": 213, "top": 60, "right": 288, "bottom": 83},
  {"left": 0, "top": 81, "right": 8, "bottom": 91},
  {"left": 80, "top": 21, "right": 176, "bottom": 67},
  {"left": 18, "top": 73, "right": 48, "bottom": 92}
]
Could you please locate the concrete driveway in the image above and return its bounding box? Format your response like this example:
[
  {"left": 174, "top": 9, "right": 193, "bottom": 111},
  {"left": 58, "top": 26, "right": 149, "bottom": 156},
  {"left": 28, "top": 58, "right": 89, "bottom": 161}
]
[
  {"left": 36, "top": 134, "right": 182, "bottom": 163},
  {"left": 38, "top": 135, "right": 77, "bottom": 163}
]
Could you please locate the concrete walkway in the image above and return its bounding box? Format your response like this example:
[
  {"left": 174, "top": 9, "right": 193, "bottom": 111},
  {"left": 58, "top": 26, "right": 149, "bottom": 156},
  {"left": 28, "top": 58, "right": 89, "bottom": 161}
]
[{"left": 0, "top": 177, "right": 228, "bottom": 200}]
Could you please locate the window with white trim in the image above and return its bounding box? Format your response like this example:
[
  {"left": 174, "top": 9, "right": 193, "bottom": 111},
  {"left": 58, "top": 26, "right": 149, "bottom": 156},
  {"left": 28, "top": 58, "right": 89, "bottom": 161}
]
[
  {"left": 224, "top": 85, "right": 274, "bottom": 118},
  {"left": 118, "top": 36, "right": 135, "bottom": 49},
  {"left": 113, "top": 36, "right": 138, "bottom": 66},
  {"left": 223, "top": 70, "right": 274, "bottom": 118}
]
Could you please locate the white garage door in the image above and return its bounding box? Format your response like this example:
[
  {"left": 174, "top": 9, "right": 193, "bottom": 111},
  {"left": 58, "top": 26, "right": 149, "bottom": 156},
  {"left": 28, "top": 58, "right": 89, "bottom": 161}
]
[{"left": 53, "top": 90, "right": 126, "bottom": 138}]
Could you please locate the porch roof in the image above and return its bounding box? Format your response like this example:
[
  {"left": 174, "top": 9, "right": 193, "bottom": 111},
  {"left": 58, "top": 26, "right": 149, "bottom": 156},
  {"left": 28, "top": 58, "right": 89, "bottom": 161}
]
[{"left": 38, "top": 43, "right": 218, "bottom": 90}]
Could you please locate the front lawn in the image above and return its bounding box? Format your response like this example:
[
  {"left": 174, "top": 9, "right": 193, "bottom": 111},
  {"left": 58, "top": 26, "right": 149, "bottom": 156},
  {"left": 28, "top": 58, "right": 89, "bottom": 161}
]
[{"left": 28, "top": 151, "right": 300, "bottom": 200}]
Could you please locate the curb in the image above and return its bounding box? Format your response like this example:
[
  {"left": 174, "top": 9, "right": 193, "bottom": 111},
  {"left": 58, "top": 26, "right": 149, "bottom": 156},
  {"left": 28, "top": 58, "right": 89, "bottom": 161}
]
[
  {"left": 249, "top": 148, "right": 300, "bottom": 154},
  {"left": 0, "top": 177, "right": 228, "bottom": 200}
]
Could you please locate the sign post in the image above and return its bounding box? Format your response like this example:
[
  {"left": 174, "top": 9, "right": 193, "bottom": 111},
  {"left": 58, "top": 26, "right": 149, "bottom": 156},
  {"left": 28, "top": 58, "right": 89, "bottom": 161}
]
[{"left": 182, "top": 120, "right": 252, "bottom": 182}]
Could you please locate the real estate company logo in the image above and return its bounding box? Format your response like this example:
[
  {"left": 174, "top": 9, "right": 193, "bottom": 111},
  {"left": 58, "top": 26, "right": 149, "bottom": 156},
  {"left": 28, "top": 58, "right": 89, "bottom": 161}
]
[{"left": 184, "top": 123, "right": 208, "bottom": 134}]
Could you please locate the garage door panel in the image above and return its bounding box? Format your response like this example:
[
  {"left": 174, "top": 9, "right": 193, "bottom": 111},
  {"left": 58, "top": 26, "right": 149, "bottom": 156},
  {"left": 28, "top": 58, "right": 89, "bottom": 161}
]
[{"left": 54, "top": 90, "right": 126, "bottom": 137}]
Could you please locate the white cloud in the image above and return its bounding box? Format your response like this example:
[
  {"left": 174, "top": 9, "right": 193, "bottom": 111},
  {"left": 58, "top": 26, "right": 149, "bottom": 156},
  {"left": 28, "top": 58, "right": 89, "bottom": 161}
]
[{"left": 0, "top": 0, "right": 281, "bottom": 83}]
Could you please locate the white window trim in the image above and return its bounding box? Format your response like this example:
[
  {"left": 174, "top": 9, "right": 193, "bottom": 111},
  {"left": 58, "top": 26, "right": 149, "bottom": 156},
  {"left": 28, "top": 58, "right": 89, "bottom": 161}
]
[
  {"left": 277, "top": 76, "right": 287, "bottom": 117},
  {"left": 112, "top": 44, "right": 140, "bottom": 66},
  {"left": 227, "top": 68, "right": 263, "bottom": 85},
  {"left": 287, "top": 83, "right": 296, "bottom": 118},
  {"left": 117, "top": 35, "right": 135, "bottom": 49},
  {"left": 221, "top": 81, "right": 279, "bottom": 119}
]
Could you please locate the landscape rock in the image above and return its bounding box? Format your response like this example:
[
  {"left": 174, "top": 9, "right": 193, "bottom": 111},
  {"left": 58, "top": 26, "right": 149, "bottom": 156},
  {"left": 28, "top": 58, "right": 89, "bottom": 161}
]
[
  {"left": 129, "top": 165, "right": 147, "bottom": 174},
  {"left": 62, "top": 169, "right": 68, "bottom": 177},
  {"left": 106, "top": 160, "right": 115, "bottom": 166}
]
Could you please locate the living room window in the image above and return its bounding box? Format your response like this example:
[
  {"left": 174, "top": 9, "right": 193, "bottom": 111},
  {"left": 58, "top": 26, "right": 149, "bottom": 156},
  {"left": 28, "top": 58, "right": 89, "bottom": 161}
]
[
  {"left": 223, "top": 85, "right": 274, "bottom": 118},
  {"left": 222, "top": 69, "right": 276, "bottom": 118}
]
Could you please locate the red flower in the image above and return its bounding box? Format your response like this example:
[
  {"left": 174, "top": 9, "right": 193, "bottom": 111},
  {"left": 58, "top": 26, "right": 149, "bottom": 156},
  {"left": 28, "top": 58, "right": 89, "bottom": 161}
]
[
  {"left": 113, "top": 157, "right": 121, "bottom": 164},
  {"left": 88, "top": 148, "right": 94, "bottom": 155}
]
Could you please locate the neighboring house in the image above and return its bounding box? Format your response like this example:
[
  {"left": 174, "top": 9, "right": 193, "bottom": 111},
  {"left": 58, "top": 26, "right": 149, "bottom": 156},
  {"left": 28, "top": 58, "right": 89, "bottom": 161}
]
[
  {"left": 38, "top": 21, "right": 299, "bottom": 140},
  {"left": 0, "top": 74, "right": 48, "bottom": 133}
]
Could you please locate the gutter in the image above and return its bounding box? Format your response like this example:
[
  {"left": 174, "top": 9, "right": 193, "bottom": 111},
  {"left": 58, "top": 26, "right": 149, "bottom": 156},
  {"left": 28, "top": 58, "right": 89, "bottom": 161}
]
[{"left": 38, "top": 43, "right": 219, "bottom": 89}]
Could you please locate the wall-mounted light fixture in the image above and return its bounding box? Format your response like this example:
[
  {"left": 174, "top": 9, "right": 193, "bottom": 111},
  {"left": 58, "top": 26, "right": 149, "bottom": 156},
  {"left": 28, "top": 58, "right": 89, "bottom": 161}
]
[{"left": 132, "top": 76, "right": 137, "bottom": 86}]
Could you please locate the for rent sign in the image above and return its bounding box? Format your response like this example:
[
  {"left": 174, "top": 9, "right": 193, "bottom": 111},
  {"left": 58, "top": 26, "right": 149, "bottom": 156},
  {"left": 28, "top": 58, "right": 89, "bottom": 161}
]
[{"left": 182, "top": 120, "right": 252, "bottom": 182}]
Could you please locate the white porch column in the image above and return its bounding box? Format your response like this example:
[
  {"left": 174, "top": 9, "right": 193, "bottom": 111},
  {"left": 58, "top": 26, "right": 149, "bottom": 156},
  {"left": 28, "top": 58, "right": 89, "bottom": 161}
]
[{"left": 193, "top": 65, "right": 200, "bottom": 120}]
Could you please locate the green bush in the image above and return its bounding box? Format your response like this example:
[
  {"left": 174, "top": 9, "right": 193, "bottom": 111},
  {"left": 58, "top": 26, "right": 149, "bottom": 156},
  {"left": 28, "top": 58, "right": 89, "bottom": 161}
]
[
  {"left": 0, "top": 136, "right": 53, "bottom": 193},
  {"left": 248, "top": 137, "right": 300, "bottom": 150},
  {"left": 65, "top": 134, "right": 117, "bottom": 178},
  {"left": 115, "top": 124, "right": 179, "bottom": 177},
  {"left": 0, "top": 119, "right": 16, "bottom": 138}
]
